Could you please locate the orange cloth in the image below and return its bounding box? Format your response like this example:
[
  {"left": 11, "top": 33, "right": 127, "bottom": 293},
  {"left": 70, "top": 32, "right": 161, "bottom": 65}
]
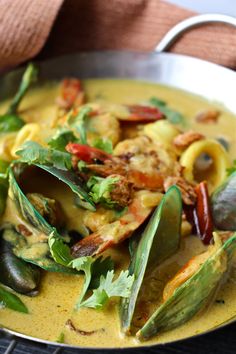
[{"left": 0, "top": 0, "right": 236, "bottom": 70}]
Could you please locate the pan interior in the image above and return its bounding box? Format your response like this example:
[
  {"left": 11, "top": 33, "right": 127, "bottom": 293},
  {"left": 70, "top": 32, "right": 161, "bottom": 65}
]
[{"left": 0, "top": 63, "right": 236, "bottom": 348}]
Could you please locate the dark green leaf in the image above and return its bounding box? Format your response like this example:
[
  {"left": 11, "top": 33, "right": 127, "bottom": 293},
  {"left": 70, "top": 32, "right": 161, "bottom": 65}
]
[{"left": 0, "top": 285, "right": 28, "bottom": 313}]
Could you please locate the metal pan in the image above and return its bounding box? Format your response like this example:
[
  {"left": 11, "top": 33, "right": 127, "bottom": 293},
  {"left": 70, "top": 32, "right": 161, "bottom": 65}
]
[{"left": 1, "top": 13, "right": 236, "bottom": 351}]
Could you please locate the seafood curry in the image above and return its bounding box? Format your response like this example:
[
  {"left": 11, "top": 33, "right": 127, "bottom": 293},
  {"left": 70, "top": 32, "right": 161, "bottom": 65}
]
[{"left": 0, "top": 64, "right": 236, "bottom": 347}]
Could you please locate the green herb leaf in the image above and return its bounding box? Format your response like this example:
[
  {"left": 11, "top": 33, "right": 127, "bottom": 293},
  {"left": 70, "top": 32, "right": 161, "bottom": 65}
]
[
  {"left": 16, "top": 141, "right": 72, "bottom": 170},
  {"left": 226, "top": 160, "right": 236, "bottom": 176},
  {"left": 87, "top": 175, "right": 120, "bottom": 208},
  {"left": 8, "top": 63, "right": 38, "bottom": 115},
  {"left": 48, "top": 231, "right": 73, "bottom": 267},
  {"left": 79, "top": 270, "right": 134, "bottom": 309},
  {"left": 48, "top": 129, "right": 79, "bottom": 152},
  {"left": 0, "top": 285, "right": 28, "bottom": 313},
  {"left": 149, "top": 97, "right": 184, "bottom": 125},
  {"left": 68, "top": 106, "right": 91, "bottom": 145},
  {"left": 92, "top": 138, "right": 113, "bottom": 154},
  {"left": 0, "top": 114, "right": 25, "bottom": 133}
]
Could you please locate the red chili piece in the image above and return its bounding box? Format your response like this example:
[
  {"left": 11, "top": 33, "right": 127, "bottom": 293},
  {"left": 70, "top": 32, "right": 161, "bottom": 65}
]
[
  {"left": 125, "top": 105, "right": 164, "bottom": 122},
  {"left": 66, "top": 143, "right": 112, "bottom": 164},
  {"left": 192, "top": 181, "right": 214, "bottom": 245}
]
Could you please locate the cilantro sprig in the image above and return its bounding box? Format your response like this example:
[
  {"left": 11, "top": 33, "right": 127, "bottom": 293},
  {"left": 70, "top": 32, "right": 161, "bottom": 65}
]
[
  {"left": 16, "top": 141, "right": 72, "bottom": 170},
  {"left": 48, "top": 233, "right": 134, "bottom": 310},
  {"left": 87, "top": 175, "right": 120, "bottom": 208}
]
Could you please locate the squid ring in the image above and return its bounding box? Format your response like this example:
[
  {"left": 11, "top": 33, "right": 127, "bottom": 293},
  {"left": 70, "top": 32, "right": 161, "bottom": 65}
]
[{"left": 180, "top": 139, "right": 230, "bottom": 192}]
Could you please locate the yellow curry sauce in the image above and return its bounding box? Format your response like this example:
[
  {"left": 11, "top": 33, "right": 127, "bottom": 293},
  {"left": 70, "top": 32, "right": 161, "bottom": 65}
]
[{"left": 0, "top": 79, "right": 236, "bottom": 347}]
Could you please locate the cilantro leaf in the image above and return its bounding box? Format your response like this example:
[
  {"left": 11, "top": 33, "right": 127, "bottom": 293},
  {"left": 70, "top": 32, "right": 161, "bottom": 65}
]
[
  {"left": 48, "top": 129, "right": 79, "bottom": 151},
  {"left": 149, "top": 97, "right": 185, "bottom": 125},
  {"left": 227, "top": 160, "right": 236, "bottom": 176},
  {"left": 68, "top": 106, "right": 91, "bottom": 145},
  {"left": 48, "top": 231, "right": 73, "bottom": 266},
  {"left": 16, "top": 141, "right": 72, "bottom": 170},
  {"left": 79, "top": 270, "right": 134, "bottom": 309},
  {"left": 92, "top": 137, "right": 113, "bottom": 154},
  {"left": 48, "top": 233, "right": 130, "bottom": 311},
  {"left": 69, "top": 256, "right": 95, "bottom": 308},
  {"left": 87, "top": 175, "right": 120, "bottom": 208}
]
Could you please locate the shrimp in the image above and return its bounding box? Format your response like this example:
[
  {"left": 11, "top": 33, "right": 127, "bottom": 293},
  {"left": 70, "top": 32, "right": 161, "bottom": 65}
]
[{"left": 71, "top": 190, "right": 163, "bottom": 257}]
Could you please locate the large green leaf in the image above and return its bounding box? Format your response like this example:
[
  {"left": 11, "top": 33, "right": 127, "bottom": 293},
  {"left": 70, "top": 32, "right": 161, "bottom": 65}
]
[{"left": 120, "top": 186, "right": 182, "bottom": 334}]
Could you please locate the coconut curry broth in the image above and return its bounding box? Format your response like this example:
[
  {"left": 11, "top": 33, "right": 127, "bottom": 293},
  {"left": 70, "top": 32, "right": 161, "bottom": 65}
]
[{"left": 0, "top": 79, "right": 236, "bottom": 347}]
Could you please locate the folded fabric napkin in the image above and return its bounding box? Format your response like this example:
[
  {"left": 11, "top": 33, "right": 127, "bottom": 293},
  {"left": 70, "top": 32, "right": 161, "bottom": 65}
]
[{"left": 0, "top": 0, "right": 235, "bottom": 70}]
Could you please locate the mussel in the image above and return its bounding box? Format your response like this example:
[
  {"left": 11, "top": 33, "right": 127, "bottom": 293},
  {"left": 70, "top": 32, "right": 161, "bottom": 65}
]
[
  {"left": 0, "top": 225, "right": 40, "bottom": 295},
  {"left": 211, "top": 171, "right": 236, "bottom": 230},
  {"left": 7, "top": 166, "right": 76, "bottom": 273},
  {"left": 120, "top": 183, "right": 236, "bottom": 341},
  {"left": 120, "top": 186, "right": 182, "bottom": 334},
  {"left": 137, "top": 232, "right": 236, "bottom": 340}
]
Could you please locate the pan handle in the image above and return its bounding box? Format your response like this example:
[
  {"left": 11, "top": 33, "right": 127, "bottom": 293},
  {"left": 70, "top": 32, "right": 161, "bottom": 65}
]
[{"left": 155, "top": 13, "right": 236, "bottom": 52}]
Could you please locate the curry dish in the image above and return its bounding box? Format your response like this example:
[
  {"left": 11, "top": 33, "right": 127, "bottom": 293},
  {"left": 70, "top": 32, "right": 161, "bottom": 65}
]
[{"left": 0, "top": 64, "right": 236, "bottom": 348}]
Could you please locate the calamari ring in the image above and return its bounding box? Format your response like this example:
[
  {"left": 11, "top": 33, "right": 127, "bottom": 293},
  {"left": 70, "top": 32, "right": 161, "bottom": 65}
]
[{"left": 180, "top": 139, "right": 230, "bottom": 192}]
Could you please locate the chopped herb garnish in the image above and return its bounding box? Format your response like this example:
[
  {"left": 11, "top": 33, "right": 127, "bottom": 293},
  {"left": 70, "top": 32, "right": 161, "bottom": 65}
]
[{"left": 87, "top": 175, "right": 120, "bottom": 208}]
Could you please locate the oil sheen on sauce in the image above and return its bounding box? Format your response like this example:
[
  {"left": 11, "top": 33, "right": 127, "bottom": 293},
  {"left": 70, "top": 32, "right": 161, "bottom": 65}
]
[{"left": 0, "top": 79, "right": 236, "bottom": 348}]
